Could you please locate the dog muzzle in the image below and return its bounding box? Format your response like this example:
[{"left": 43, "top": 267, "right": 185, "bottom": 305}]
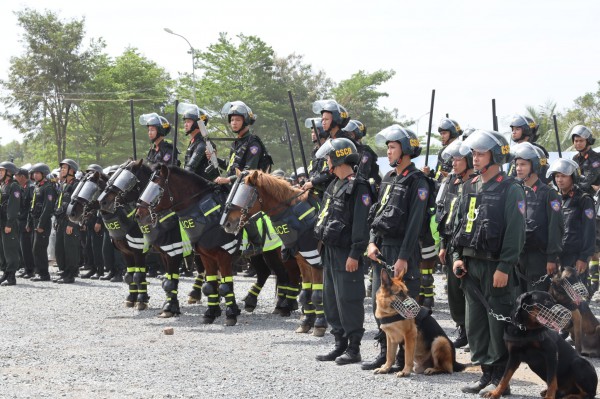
[
  {"left": 561, "top": 279, "right": 589, "bottom": 305},
  {"left": 522, "top": 303, "right": 572, "bottom": 332},
  {"left": 391, "top": 296, "right": 421, "bottom": 319}
]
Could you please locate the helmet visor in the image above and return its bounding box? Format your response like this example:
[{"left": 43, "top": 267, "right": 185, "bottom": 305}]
[
  {"left": 314, "top": 139, "right": 335, "bottom": 159},
  {"left": 312, "top": 99, "right": 340, "bottom": 115},
  {"left": 509, "top": 115, "right": 529, "bottom": 128},
  {"left": 374, "top": 125, "right": 408, "bottom": 147},
  {"left": 177, "top": 102, "right": 199, "bottom": 119},
  {"left": 305, "top": 117, "right": 322, "bottom": 129},
  {"left": 512, "top": 142, "right": 539, "bottom": 162},
  {"left": 441, "top": 140, "right": 463, "bottom": 161},
  {"left": 546, "top": 158, "right": 579, "bottom": 179},
  {"left": 459, "top": 130, "right": 503, "bottom": 156},
  {"left": 139, "top": 113, "right": 161, "bottom": 126}
]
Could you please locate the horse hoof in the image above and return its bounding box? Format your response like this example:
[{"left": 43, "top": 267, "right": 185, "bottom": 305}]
[
  {"left": 136, "top": 302, "right": 148, "bottom": 311},
  {"left": 244, "top": 305, "right": 256, "bottom": 313},
  {"left": 295, "top": 325, "right": 311, "bottom": 334},
  {"left": 202, "top": 316, "right": 215, "bottom": 324},
  {"left": 159, "top": 311, "right": 174, "bottom": 318},
  {"left": 279, "top": 309, "right": 291, "bottom": 317},
  {"left": 271, "top": 307, "right": 282, "bottom": 315},
  {"left": 187, "top": 297, "right": 198, "bottom": 304},
  {"left": 125, "top": 301, "right": 135, "bottom": 308},
  {"left": 312, "top": 327, "right": 326, "bottom": 337},
  {"left": 224, "top": 317, "right": 237, "bottom": 327}
]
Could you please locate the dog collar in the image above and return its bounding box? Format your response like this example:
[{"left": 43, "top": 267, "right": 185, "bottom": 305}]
[{"left": 377, "top": 314, "right": 406, "bottom": 325}]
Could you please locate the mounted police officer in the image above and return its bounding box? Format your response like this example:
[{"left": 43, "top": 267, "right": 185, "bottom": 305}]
[
  {"left": 179, "top": 102, "right": 218, "bottom": 180},
  {"left": 53, "top": 159, "right": 81, "bottom": 284},
  {"left": 15, "top": 166, "right": 35, "bottom": 279},
  {"left": 512, "top": 143, "right": 563, "bottom": 293},
  {"left": 452, "top": 130, "right": 525, "bottom": 396},
  {"left": 0, "top": 162, "right": 23, "bottom": 286},
  {"left": 570, "top": 125, "right": 600, "bottom": 294},
  {"left": 436, "top": 139, "right": 473, "bottom": 348},
  {"left": 362, "top": 125, "right": 431, "bottom": 371},
  {"left": 508, "top": 115, "right": 550, "bottom": 183},
  {"left": 28, "top": 163, "right": 57, "bottom": 282},
  {"left": 142, "top": 113, "right": 179, "bottom": 167},
  {"left": 303, "top": 117, "right": 333, "bottom": 200},
  {"left": 422, "top": 118, "right": 463, "bottom": 182},
  {"left": 314, "top": 138, "right": 371, "bottom": 365},
  {"left": 547, "top": 158, "right": 596, "bottom": 282}
]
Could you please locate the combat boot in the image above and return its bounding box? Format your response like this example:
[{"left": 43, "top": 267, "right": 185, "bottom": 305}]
[
  {"left": 335, "top": 336, "right": 362, "bottom": 365},
  {"left": 0, "top": 272, "right": 16, "bottom": 286},
  {"left": 0, "top": 272, "right": 9, "bottom": 285},
  {"left": 80, "top": 268, "right": 96, "bottom": 279},
  {"left": 100, "top": 270, "right": 115, "bottom": 280},
  {"left": 361, "top": 330, "right": 387, "bottom": 370},
  {"left": 453, "top": 324, "right": 468, "bottom": 348},
  {"left": 461, "top": 364, "right": 493, "bottom": 393},
  {"left": 479, "top": 365, "right": 510, "bottom": 396},
  {"left": 316, "top": 335, "right": 348, "bottom": 361}
]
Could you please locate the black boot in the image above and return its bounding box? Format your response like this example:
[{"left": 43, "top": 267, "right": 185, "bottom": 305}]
[
  {"left": 390, "top": 345, "right": 406, "bottom": 372},
  {"left": 361, "top": 330, "right": 387, "bottom": 370},
  {"left": 478, "top": 365, "right": 511, "bottom": 396},
  {"left": 0, "top": 272, "right": 8, "bottom": 285},
  {"left": 461, "top": 364, "right": 493, "bottom": 393},
  {"left": 0, "top": 271, "right": 16, "bottom": 286},
  {"left": 100, "top": 270, "right": 115, "bottom": 280},
  {"left": 453, "top": 325, "right": 468, "bottom": 348},
  {"left": 80, "top": 268, "right": 96, "bottom": 279},
  {"left": 335, "top": 336, "right": 362, "bottom": 365},
  {"left": 316, "top": 335, "right": 348, "bottom": 361}
]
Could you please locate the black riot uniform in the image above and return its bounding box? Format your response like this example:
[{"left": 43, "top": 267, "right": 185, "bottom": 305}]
[
  {"left": 28, "top": 165, "right": 57, "bottom": 281},
  {"left": 53, "top": 168, "right": 80, "bottom": 283},
  {"left": 218, "top": 131, "right": 271, "bottom": 183},
  {"left": 146, "top": 139, "right": 178, "bottom": 166},
  {"left": 140, "top": 112, "right": 179, "bottom": 167},
  {"left": 16, "top": 170, "right": 35, "bottom": 278},
  {"left": 573, "top": 147, "right": 600, "bottom": 195},
  {"left": 0, "top": 163, "right": 23, "bottom": 286},
  {"left": 314, "top": 138, "right": 371, "bottom": 365},
  {"left": 557, "top": 184, "right": 595, "bottom": 269},
  {"left": 508, "top": 142, "right": 550, "bottom": 184}
]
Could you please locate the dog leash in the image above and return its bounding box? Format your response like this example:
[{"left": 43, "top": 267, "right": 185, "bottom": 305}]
[{"left": 514, "top": 269, "right": 550, "bottom": 288}]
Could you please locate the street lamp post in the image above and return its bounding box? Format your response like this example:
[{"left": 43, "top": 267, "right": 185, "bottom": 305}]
[{"left": 164, "top": 28, "right": 197, "bottom": 103}]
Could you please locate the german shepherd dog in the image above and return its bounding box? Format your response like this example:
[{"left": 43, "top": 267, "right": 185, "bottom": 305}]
[
  {"left": 482, "top": 291, "right": 597, "bottom": 399},
  {"left": 373, "top": 268, "right": 465, "bottom": 377},
  {"left": 549, "top": 267, "right": 600, "bottom": 357}
]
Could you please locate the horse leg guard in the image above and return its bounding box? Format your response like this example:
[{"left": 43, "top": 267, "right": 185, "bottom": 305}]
[
  {"left": 286, "top": 283, "right": 300, "bottom": 311},
  {"left": 312, "top": 285, "right": 327, "bottom": 337},
  {"left": 243, "top": 283, "right": 262, "bottom": 312},
  {"left": 188, "top": 273, "right": 205, "bottom": 304},
  {"left": 219, "top": 277, "right": 239, "bottom": 326},
  {"left": 134, "top": 267, "right": 150, "bottom": 310},
  {"left": 418, "top": 260, "right": 435, "bottom": 309},
  {"left": 296, "top": 285, "right": 315, "bottom": 333},
  {"left": 275, "top": 285, "right": 292, "bottom": 317},
  {"left": 224, "top": 303, "right": 241, "bottom": 327},
  {"left": 202, "top": 276, "right": 221, "bottom": 324},
  {"left": 124, "top": 267, "right": 137, "bottom": 307},
  {"left": 159, "top": 273, "right": 180, "bottom": 318}
]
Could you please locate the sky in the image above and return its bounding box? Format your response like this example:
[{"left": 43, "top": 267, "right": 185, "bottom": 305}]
[{"left": 1, "top": 0, "right": 599, "bottom": 146}]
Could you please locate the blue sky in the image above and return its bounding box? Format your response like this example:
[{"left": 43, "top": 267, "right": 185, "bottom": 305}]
[{"left": 1, "top": 0, "right": 599, "bottom": 145}]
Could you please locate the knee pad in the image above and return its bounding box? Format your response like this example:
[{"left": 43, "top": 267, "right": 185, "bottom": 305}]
[
  {"left": 218, "top": 282, "right": 231, "bottom": 297},
  {"left": 202, "top": 282, "right": 217, "bottom": 297},
  {"left": 311, "top": 289, "right": 323, "bottom": 305},
  {"left": 162, "top": 278, "right": 178, "bottom": 293}
]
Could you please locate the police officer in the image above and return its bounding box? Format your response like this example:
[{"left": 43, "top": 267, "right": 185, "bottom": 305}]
[
  {"left": 0, "top": 162, "right": 23, "bottom": 286},
  {"left": 423, "top": 118, "right": 463, "bottom": 182},
  {"left": 436, "top": 140, "right": 473, "bottom": 348},
  {"left": 141, "top": 113, "right": 179, "bottom": 166},
  {"left": 15, "top": 167, "right": 35, "bottom": 279},
  {"left": 512, "top": 143, "right": 564, "bottom": 293},
  {"left": 453, "top": 130, "right": 525, "bottom": 396},
  {"left": 312, "top": 99, "right": 350, "bottom": 140},
  {"left": 179, "top": 103, "right": 218, "bottom": 180},
  {"left": 570, "top": 125, "right": 600, "bottom": 294},
  {"left": 53, "top": 159, "right": 81, "bottom": 284},
  {"left": 314, "top": 138, "right": 371, "bottom": 365},
  {"left": 303, "top": 117, "right": 333, "bottom": 200},
  {"left": 508, "top": 115, "right": 550, "bottom": 183},
  {"left": 79, "top": 164, "right": 107, "bottom": 279},
  {"left": 362, "top": 125, "right": 430, "bottom": 371},
  {"left": 339, "top": 119, "right": 381, "bottom": 193},
  {"left": 547, "top": 159, "right": 596, "bottom": 277},
  {"left": 28, "top": 163, "right": 57, "bottom": 282}
]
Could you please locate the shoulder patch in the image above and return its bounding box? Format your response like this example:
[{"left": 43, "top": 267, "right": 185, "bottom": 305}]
[
  {"left": 361, "top": 193, "right": 371, "bottom": 206},
  {"left": 550, "top": 199, "right": 560, "bottom": 212},
  {"left": 361, "top": 155, "right": 369, "bottom": 164},
  {"left": 592, "top": 161, "right": 600, "bottom": 168},
  {"left": 417, "top": 188, "right": 429, "bottom": 201},
  {"left": 585, "top": 208, "right": 594, "bottom": 219},
  {"left": 163, "top": 153, "right": 171, "bottom": 162},
  {"left": 250, "top": 145, "right": 259, "bottom": 155},
  {"left": 517, "top": 200, "right": 526, "bottom": 215},
  {"left": 48, "top": 194, "right": 53, "bottom": 201},
  {"left": 13, "top": 190, "right": 20, "bottom": 198}
]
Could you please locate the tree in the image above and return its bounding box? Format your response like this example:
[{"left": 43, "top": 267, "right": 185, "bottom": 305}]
[{"left": 0, "top": 9, "right": 105, "bottom": 163}]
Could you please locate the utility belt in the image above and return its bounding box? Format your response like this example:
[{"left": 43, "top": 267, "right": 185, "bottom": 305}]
[{"left": 462, "top": 247, "right": 499, "bottom": 261}]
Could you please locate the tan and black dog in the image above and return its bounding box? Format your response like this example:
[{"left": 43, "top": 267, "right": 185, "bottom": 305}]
[
  {"left": 482, "top": 291, "right": 597, "bottom": 399},
  {"left": 549, "top": 267, "right": 600, "bottom": 357},
  {"left": 373, "top": 268, "right": 465, "bottom": 377}
]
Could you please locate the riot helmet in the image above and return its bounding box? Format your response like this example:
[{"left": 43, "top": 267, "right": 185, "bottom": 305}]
[
  {"left": 221, "top": 101, "right": 256, "bottom": 129},
  {"left": 441, "top": 140, "right": 473, "bottom": 170},
  {"left": 0, "top": 161, "right": 18, "bottom": 176},
  {"left": 462, "top": 127, "right": 476, "bottom": 140},
  {"left": 312, "top": 99, "right": 350, "bottom": 130},
  {"left": 177, "top": 102, "right": 209, "bottom": 135},
  {"left": 375, "top": 124, "right": 422, "bottom": 163},
  {"left": 341, "top": 120, "right": 367, "bottom": 140},
  {"left": 139, "top": 113, "right": 171, "bottom": 141},
  {"left": 295, "top": 167, "right": 307, "bottom": 178},
  {"left": 86, "top": 164, "right": 103, "bottom": 174},
  {"left": 569, "top": 125, "right": 595, "bottom": 146},
  {"left": 315, "top": 138, "right": 359, "bottom": 167},
  {"left": 546, "top": 158, "right": 580, "bottom": 185},
  {"left": 510, "top": 115, "right": 539, "bottom": 142},
  {"left": 459, "top": 129, "right": 512, "bottom": 165},
  {"left": 60, "top": 158, "right": 79, "bottom": 174},
  {"left": 30, "top": 162, "right": 51, "bottom": 177},
  {"left": 512, "top": 142, "right": 546, "bottom": 178},
  {"left": 438, "top": 118, "right": 463, "bottom": 139},
  {"left": 271, "top": 169, "right": 285, "bottom": 179},
  {"left": 305, "top": 117, "right": 328, "bottom": 141}
]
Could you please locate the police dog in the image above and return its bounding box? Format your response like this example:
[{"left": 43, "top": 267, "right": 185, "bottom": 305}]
[
  {"left": 482, "top": 291, "right": 597, "bottom": 399},
  {"left": 373, "top": 268, "right": 464, "bottom": 377},
  {"left": 549, "top": 267, "right": 600, "bottom": 357}
]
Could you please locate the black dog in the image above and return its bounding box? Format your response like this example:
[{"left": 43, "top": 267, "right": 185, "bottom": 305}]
[{"left": 482, "top": 291, "right": 597, "bottom": 399}]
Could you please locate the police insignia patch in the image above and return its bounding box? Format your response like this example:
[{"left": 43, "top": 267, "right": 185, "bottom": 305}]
[
  {"left": 14, "top": 191, "right": 20, "bottom": 198},
  {"left": 593, "top": 161, "right": 600, "bottom": 168},
  {"left": 48, "top": 194, "right": 53, "bottom": 201},
  {"left": 417, "top": 188, "right": 428, "bottom": 201},
  {"left": 163, "top": 153, "right": 171, "bottom": 162},
  {"left": 517, "top": 200, "right": 525, "bottom": 215},
  {"left": 250, "top": 146, "right": 259, "bottom": 155},
  {"left": 585, "top": 208, "right": 594, "bottom": 219},
  {"left": 362, "top": 155, "right": 368, "bottom": 164},
  {"left": 361, "top": 194, "right": 371, "bottom": 206},
  {"left": 550, "top": 199, "right": 560, "bottom": 212}
]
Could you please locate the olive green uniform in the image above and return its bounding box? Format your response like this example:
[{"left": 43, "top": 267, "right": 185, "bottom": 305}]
[
  {"left": 0, "top": 178, "right": 23, "bottom": 274},
  {"left": 28, "top": 180, "right": 57, "bottom": 279},
  {"left": 54, "top": 178, "right": 81, "bottom": 279}
]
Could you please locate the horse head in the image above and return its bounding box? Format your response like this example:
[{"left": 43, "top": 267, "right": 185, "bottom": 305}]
[
  {"left": 67, "top": 171, "right": 107, "bottom": 225},
  {"left": 98, "top": 159, "right": 150, "bottom": 214}
]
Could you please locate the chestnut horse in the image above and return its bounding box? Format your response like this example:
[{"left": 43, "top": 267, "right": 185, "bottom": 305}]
[
  {"left": 136, "top": 164, "right": 242, "bottom": 326},
  {"left": 99, "top": 159, "right": 188, "bottom": 318},
  {"left": 221, "top": 170, "right": 327, "bottom": 336}
]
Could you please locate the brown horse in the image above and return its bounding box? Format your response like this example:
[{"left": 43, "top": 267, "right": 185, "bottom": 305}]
[
  {"left": 221, "top": 170, "right": 327, "bottom": 336},
  {"left": 136, "top": 164, "right": 242, "bottom": 326}
]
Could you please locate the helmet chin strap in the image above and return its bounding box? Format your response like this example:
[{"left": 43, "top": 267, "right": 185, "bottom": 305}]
[
  {"left": 186, "top": 121, "right": 199, "bottom": 135},
  {"left": 389, "top": 157, "right": 401, "bottom": 168},
  {"left": 473, "top": 160, "right": 494, "bottom": 176}
]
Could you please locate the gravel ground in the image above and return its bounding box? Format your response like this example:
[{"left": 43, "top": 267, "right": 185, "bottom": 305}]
[{"left": 0, "top": 268, "right": 598, "bottom": 399}]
